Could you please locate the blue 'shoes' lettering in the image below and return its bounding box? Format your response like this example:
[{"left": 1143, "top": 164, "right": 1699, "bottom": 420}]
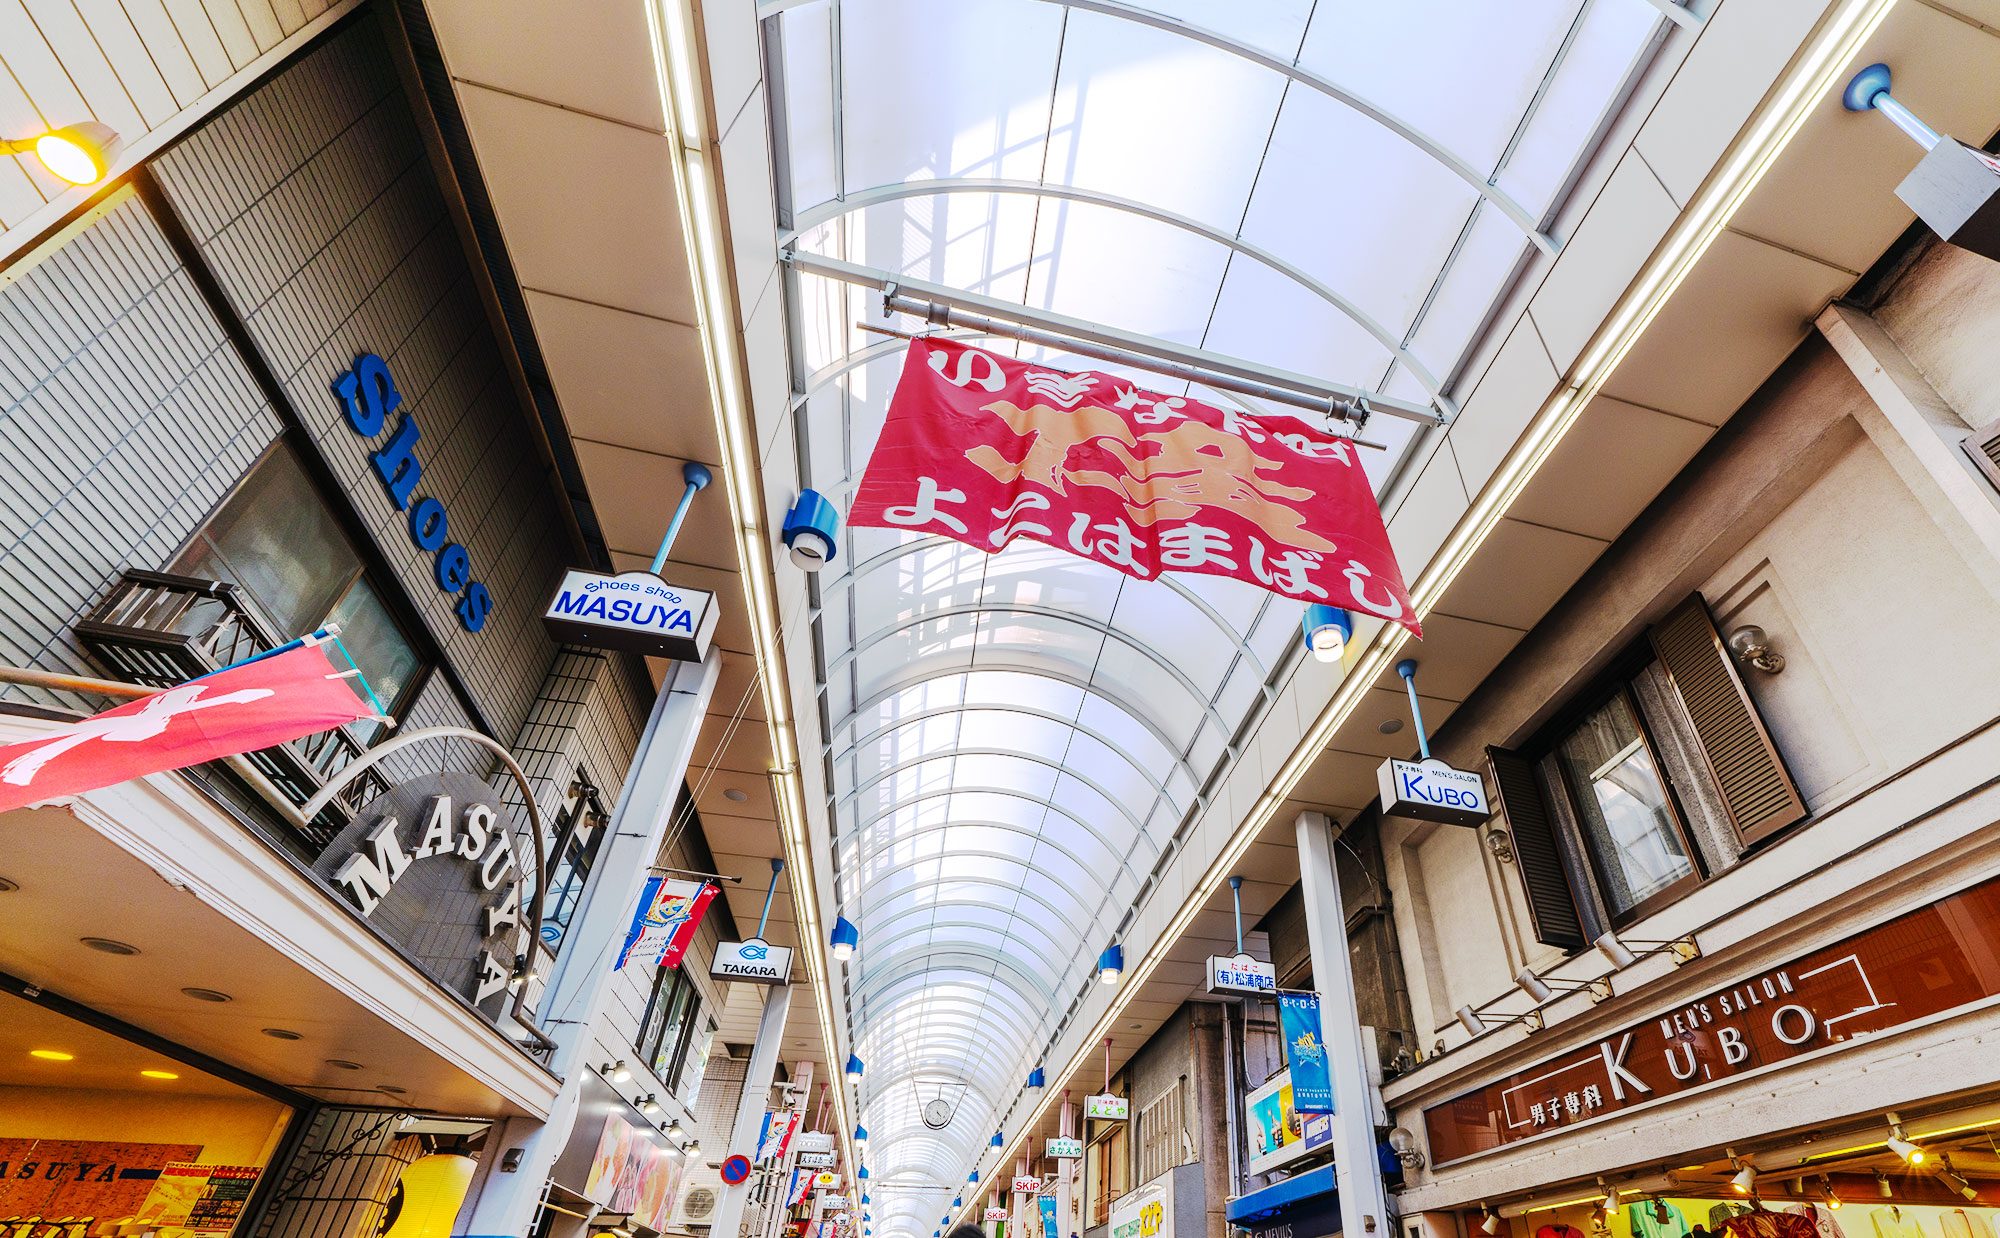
[{"left": 331, "top": 353, "right": 492, "bottom": 633}]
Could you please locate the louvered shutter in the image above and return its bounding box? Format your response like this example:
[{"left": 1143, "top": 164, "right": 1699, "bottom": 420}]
[
  {"left": 1485, "top": 747, "right": 1586, "bottom": 951},
  {"left": 1962, "top": 419, "right": 2000, "bottom": 494},
  {"left": 1648, "top": 594, "right": 1807, "bottom": 847}
]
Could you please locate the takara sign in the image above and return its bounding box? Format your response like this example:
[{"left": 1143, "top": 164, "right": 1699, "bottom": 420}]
[
  {"left": 1423, "top": 871, "right": 2000, "bottom": 1162},
  {"left": 1378, "top": 757, "right": 1490, "bottom": 827},
  {"left": 712, "top": 937, "right": 794, "bottom": 985},
  {"left": 1044, "top": 1137, "right": 1083, "bottom": 1159},
  {"left": 1109, "top": 1173, "right": 1170, "bottom": 1238},
  {"left": 545, "top": 569, "right": 719, "bottom": 662},
  {"left": 1245, "top": 1068, "right": 1332, "bottom": 1176},
  {"left": 1084, "top": 1093, "right": 1128, "bottom": 1121},
  {"left": 313, "top": 773, "right": 537, "bottom": 1020},
  {"left": 1205, "top": 952, "right": 1276, "bottom": 997}
]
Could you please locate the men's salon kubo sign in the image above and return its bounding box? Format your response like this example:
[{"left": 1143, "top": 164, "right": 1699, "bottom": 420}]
[
  {"left": 1378, "top": 757, "right": 1490, "bottom": 827},
  {"left": 313, "top": 773, "right": 535, "bottom": 1020}
]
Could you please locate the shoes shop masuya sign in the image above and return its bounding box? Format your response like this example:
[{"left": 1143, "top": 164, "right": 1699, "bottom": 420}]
[
  {"left": 1423, "top": 872, "right": 2000, "bottom": 1163},
  {"left": 313, "top": 772, "right": 538, "bottom": 1021}
]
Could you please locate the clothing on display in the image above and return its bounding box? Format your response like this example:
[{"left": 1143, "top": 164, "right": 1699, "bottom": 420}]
[
  {"left": 1539, "top": 1224, "right": 1588, "bottom": 1238},
  {"left": 1871, "top": 1208, "right": 1929, "bottom": 1238},
  {"left": 1942, "top": 1213, "right": 1997, "bottom": 1238},
  {"left": 1713, "top": 1205, "right": 1757, "bottom": 1229},
  {"left": 1720, "top": 1210, "right": 1817, "bottom": 1238},
  {"left": 1785, "top": 1204, "right": 1848, "bottom": 1238},
  {"left": 1630, "top": 1202, "right": 1692, "bottom": 1238}
]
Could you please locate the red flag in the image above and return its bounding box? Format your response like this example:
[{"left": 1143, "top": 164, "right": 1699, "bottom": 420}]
[
  {"left": 0, "top": 642, "right": 378, "bottom": 812},
  {"left": 849, "top": 339, "right": 1420, "bottom": 635}
]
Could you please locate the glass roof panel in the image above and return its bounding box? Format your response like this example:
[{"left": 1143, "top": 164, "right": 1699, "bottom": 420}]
[{"left": 766, "top": 2, "right": 1667, "bottom": 1224}]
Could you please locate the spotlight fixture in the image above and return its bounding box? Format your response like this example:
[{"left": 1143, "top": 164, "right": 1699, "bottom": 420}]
[
  {"left": 639, "top": 1093, "right": 660, "bottom": 1115},
  {"left": 1454, "top": 1005, "right": 1544, "bottom": 1038},
  {"left": 1097, "top": 944, "right": 1124, "bottom": 985},
  {"left": 1592, "top": 930, "right": 1701, "bottom": 969},
  {"left": 1875, "top": 1172, "right": 1893, "bottom": 1200},
  {"left": 1731, "top": 1163, "right": 1757, "bottom": 1196},
  {"left": 1599, "top": 1181, "right": 1620, "bottom": 1215},
  {"left": 1480, "top": 1209, "right": 1501, "bottom": 1236},
  {"left": 1886, "top": 1115, "right": 1924, "bottom": 1165},
  {"left": 1513, "top": 968, "right": 1616, "bottom": 1006},
  {"left": 666, "top": 1118, "right": 685, "bottom": 1139},
  {"left": 832, "top": 917, "right": 860, "bottom": 962},
  {"left": 1, "top": 122, "right": 122, "bottom": 185},
  {"left": 1301, "top": 605, "right": 1353, "bottom": 664},
  {"left": 606, "top": 1060, "right": 633, "bottom": 1084},
  {"left": 1817, "top": 1176, "right": 1842, "bottom": 1211}
]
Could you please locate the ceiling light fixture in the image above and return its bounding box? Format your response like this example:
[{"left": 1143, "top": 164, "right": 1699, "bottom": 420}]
[
  {"left": 832, "top": 916, "right": 860, "bottom": 963},
  {"left": 1731, "top": 1160, "right": 1757, "bottom": 1196},
  {"left": 2, "top": 122, "right": 122, "bottom": 185},
  {"left": 180, "top": 987, "right": 231, "bottom": 1003},
  {"left": 1886, "top": 1115, "right": 1924, "bottom": 1165},
  {"left": 1481, "top": 1210, "right": 1501, "bottom": 1237},
  {"left": 1097, "top": 944, "right": 1124, "bottom": 985},
  {"left": 1817, "top": 1177, "right": 1842, "bottom": 1211},
  {"left": 1301, "top": 605, "right": 1352, "bottom": 664},
  {"left": 80, "top": 936, "right": 140, "bottom": 955},
  {"left": 29, "top": 1049, "right": 74, "bottom": 1061},
  {"left": 1875, "top": 1172, "right": 1893, "bottom": 1200},
  {"left": 261, "top": 1028, "right": 303, "bottom": 1040},
  {"left": 326, "top": 1059, "right": 363, "bottom": 1070},
  {"left": 140, "top": 1069, "right": 179, "bottom": 1080}
]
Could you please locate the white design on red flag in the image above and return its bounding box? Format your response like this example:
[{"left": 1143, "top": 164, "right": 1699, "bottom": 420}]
[
  {"left": 0, "top": 642, "right": 378, "bottom": 813},
  {"left": 848, "top": 339, "right": 1421, "bottom": 634}
]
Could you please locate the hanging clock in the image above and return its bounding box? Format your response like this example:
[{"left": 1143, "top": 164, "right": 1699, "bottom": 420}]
[{"left": 922, "top": 1098, "right": 954, "bottom": 1129}]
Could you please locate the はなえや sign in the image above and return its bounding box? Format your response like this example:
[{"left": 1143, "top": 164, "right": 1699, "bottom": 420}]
[{"left": 313, "top": 772, "right": 538, "bottom": 1020}]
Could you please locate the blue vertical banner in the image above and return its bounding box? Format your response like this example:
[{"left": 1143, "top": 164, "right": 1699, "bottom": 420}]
[
  {"left": 1277, "top": 991, "right": 1334, "bottom": 1113},
  {"left": 1039, "top": 1195, "right": 1058, "bottom": 1238}
]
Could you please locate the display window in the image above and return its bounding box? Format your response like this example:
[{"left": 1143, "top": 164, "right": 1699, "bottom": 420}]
[{"left": 0, "top": 992, "right": 294, "bottom": 1238}]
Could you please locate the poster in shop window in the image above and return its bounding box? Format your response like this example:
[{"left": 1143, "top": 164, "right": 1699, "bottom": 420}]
[
  {"left": 136, "top": 1163, "right": 263, "bottom": 1232},
  {"left": 0, "top": 1138, "right": 204, "bottom": 1229}
]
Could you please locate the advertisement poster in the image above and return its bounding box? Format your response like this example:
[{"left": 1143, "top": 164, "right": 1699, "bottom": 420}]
[
  {"left": 0, "top": 1138, "right": 204, "bottom": 1226},
  {"left": 1244, "top": 1070, "right": 1333, "bottom": 1176},
  {"left": 1040, "top": 1194, "right": 1059, "bottom": 1238},
  {"left": 138, "top": 1164, "right": 262, "bottom": 1233},
  {"left": 1109, "top": 1173, "right": 1170, "bottom": 1238},
  {"left": 1276, "top": 992, "right": 1333, "bottom": 1113},
  {"left": 582, "top": 1113, "right": 681, "bottom": 1228}
]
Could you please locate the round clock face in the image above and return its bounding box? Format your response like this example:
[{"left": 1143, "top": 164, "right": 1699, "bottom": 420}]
[{"left": 922, "top": 1098, "right": 953, "bottom": 1130}]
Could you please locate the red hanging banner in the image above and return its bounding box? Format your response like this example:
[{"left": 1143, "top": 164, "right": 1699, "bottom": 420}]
[
  {"left": 0, "top": 641, "right": 378, "bottom": 813},
  {"left": 848, "top": 339, "right": 1420, "bottom": 635}
]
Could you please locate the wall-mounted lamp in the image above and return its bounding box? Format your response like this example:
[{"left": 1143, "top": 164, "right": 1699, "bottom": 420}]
[
  {"left": 603, "top": 1059, "right": 632, "bottom": 1084},
  {"left": 1844, "top": 63, "right": 2000, "bottom": 264},
  {"left": 1727, "top": 625, "right": 1785, "bottom": 674},
  {"left": 847, "top": 1054, "right": 866, "bottom": 1082},
  {"left": 831, "top": 916, "right": 860, "bottom": 962},
  {"left": 782, "top": 489, "right": 841, "bottom": 570},
  {"left": 1514, "top": 966, "right": 1615, "bottom": 1006},
  {"left": 1479, "top": 1208, "right": 1501, "bottom": 1236},
  {"left": 1728, "top": 1151, "right": 1756, "bottom": 1196},
  {"left": 639, "top": 1093, "right": 660, "bottom": 1116},
  {"left": 1387, "top": 1126, "right": 1424, "bottom": 1170},
  {"left": 1454, "top": 1005, "right": 1543, "bottom": 1037},
  {"left": 1593, "top": 930, "right": 1701, "bottom": 970},
  {"left": 1598, "top": 1181, "right": 1621, "bottom": 1216},
  {"left": 1026, "top": 1067, "right": 1046, "bottom": 1088},
  {"left": 1301, "top": 605, "right": 1352, "bottom": 664},
  {"left": 1097, "top": 944, "right": 1124, "bottom": 986},
  {"left": 854, "top": 1124, "right": 869, "bottom": 1149},
  {"left": 2, "top": 122, "right": 121, "bottom": 185},
  {"left": 1484, "top": 828, "right": 1516, "bottom": 864},
  {"left": 666, "top": 1117, "right": 685, "bottom": 1139}
]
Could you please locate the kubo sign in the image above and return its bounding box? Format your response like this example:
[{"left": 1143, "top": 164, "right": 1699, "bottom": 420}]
[
  {"left": 1378, "top": 757, "right": 1490, "bottom": 827},
  {"left": 544, "top": 569, "right": 718, "bottom": 662}
]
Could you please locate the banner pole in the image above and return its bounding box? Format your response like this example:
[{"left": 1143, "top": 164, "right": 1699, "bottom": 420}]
[
  {"left": 757, "top": 856, "right": 784, "bottom": 938},
  {"left": 1229, "top": 875, "right": 1244, "bottom": 953},
  {"left": 650, "top": 461, "right": 714, "bottom": 574}
]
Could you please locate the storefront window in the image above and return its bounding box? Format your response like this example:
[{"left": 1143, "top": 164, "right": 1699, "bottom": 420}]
[
  {"left": 0, "top": 991, "right": 294, "bottom": 1238},
  {"left": 1551, "top": 688, "right": 1698, "bottom": 920},
  {"left": 673, "top": 1016, "right": 716, "bottom": 1106},
  {"left": 1086, "top": 1123, "right": 1127, "bottom": 1227},
  {"left": 636, "top": 968, "right": 700, "bottom": 1082},
  {"left": 538, "top": 776, "right": 608, "bottom": 954},
  {"left": 174, "top": 443, "right": 424, "bottom": 723}
]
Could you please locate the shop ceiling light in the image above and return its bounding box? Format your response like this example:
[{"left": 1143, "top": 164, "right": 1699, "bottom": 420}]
[
  {"left": 1731, "top": 1164, "right": 1757, "bottom": 1196},
  {"left": 666, "top": 1118, "right": 685, "bottom": 1139},
  {"left": 1301, "top": 605, "right": 1352, "bottom": 664},
  {"left": 28, "top": 1049, "right": 74, "bottom": 1061},
  {"left": 606, "top": 1060, "right": 632, "bottom": 1084},
  {"left": 1886, "top": 1116, "right": 1924, "bottom": 1165},
  {"left": 1598, "top": 1182, "right": 1620, "bottom": 1214},
  {"left": 640, "top": 1094, "right": 660, "bottom": 1115},
  {"left": 1817, "top": 1177, "right": 1842, "bottom": 1211},
  {"left": 2, "top": 122, "right": 122, "bottom": 186},
  {"left": 831, "top": 916, "right": 860, "bottom": 962},
  {"left": 1479, "top": 1209, "right": 1501, "bottom": 1236},
  {"left": 1594, "top": 931, "right": 1639, "bottom": 970},
  {"left": 847, "top": 1054, "right": 866, "bottom": 1082},
  {"left": 1097, "top": 944, "right": 1124, "bottom": 985},
  {"left": 139, "top": 1069, "right": 179, "bottom": 1080},
  {"left": 1875, "top": 1172, "right": 1893, "bottom": 1200},
  {"left": 855, "top": 1124, "right": 869, "bottom": 1148}
]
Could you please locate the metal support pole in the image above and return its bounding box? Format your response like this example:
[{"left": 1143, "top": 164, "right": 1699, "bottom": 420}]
[
  {"left": 1229, "top": 875, "right": 1244, "bottom": 953},
  {"left": 756, "top": 857, "right": 784, "bottom": 938},
  {"left": 455, "top": 651, "right": 721, "bottom": 1238},
  {"left": 651, "top": 461, "right": 714, "bottom": 574},
  {"left": 1397, "top": 659, "right": 1431, "bottom": 761},
  {"left": 709, "top": 984, "right": 796, "bottom": 1238},
  {"left": 1293, "top": 810, "right": 1389, "bottom": 1238},
  {"left": 1843, "top": 64, "right": 1942, "bottom": 151}
]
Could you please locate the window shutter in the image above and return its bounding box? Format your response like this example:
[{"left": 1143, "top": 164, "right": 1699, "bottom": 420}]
[
  {"left": 1648, "top": 594, "right": 1806, "bottom": 847},
  {"left": 1962, "top": 419, "right": 2000, "bottom": 494},
  {"left": 1484, "top": 746, "right": 1585, "bottom": 951}
]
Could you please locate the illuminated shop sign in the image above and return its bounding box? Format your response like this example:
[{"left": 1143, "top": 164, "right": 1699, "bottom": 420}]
[
  {"left": 1424, "top": 873, "right": 2000, "bottom": 1163},
  {"left": 1205, "top": 952, "right": 1276, "bottom": 996},
  {"left": 542, "top": 568, "right": 718, "bottom": 662},
  {"left": 331, "top": 353, "right": 492, "bottom": 632},
  {"left": 1044, "top": 1138, "right": 1082, "bottom": 1159},
  {"left": 1377, "top": 757, "right": 1489, "bottom": 827}
]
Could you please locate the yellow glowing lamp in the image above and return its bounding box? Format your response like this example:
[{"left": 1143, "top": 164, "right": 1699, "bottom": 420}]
[
  {"left": 4, "top": 122, "right": 122, "bottom": 186},
  {"left": 381, "top": 1153, "right": 476, "bottom": 1238}
]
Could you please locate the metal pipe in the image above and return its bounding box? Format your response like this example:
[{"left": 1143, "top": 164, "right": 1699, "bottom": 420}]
[
  {"left": 1874, "top": 92, "right": 1942, "bottom": 151},
  {"left": 1398, "top": 658, "right": 1431, "bottom": 761},
  {"left": 650, "top": 461, "right": 714, "bottom": 574},
  {"left": 787, "top": 248, "right": 1444, "bottom": 425}
]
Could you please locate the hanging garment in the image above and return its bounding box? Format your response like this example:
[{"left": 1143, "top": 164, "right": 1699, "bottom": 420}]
[
  {"left": 1784, "top": 1204, "right": 1847, "bottom": 1238},
  {"left": 1713, "top": 1205, "right": 1757, "bottom": 1230},
  {"left": 1630, "top": 1203, "right": 1692, "bottom": 1238},
  {"left": 1722, "top": 1211, "right": 1817, "bottom": 1238},
  {"left": 1870, "top": 1207, "right": 1927, "bottom": 1238},
  {"left": 1940, "top": 1212, "right": 1994, "bottom": 1238},
  {"left": 1539, "top": 1224, "right": 1588, "bottom": 1238}
]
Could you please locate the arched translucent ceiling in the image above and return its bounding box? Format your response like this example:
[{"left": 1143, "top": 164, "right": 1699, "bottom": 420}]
[{"left": 760, "top": 2, "right": 1671, "bottom": 1232}]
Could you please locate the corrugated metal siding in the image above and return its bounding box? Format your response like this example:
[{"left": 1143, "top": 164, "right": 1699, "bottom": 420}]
[
  {"left": 0, "top": 189, "right": 280, "bottom": 710},
  {"left": 148, "top": 13, "right": 571, "bottom": 743}
]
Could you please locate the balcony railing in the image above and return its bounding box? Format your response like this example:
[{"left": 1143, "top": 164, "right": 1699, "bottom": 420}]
[{"left": 75, "top": 569, "right": 388, "bottom": 853}]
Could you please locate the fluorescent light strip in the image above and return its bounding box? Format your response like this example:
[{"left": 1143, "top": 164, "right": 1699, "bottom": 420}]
[
  {"left": 952, "top": 0, "right": 1901, "bottom": 1219},
  {"left": 647, "top": 0, "right": 854, "bottom": 1175}
]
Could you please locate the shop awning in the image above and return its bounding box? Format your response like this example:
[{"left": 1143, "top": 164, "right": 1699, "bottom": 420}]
[{"left": 1226, "top": 1164, "right": 1338, "bottom": 1225}]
